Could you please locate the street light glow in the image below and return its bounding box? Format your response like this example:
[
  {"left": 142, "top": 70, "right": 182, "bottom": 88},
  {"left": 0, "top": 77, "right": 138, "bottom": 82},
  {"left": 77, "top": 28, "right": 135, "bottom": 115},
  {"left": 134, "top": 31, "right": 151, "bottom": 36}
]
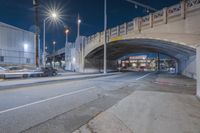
[
  {"left": 43, "top": 2, "right": 64, "bottom": 27},
  {"left": 78, "top": 19, "right": 81, "bottom": 24},
  {"left": 51, "top": 12, "right": 57, "bottom": 19},
  {"left": 65, "top": 29, "right": 69, "bottom": 34}
]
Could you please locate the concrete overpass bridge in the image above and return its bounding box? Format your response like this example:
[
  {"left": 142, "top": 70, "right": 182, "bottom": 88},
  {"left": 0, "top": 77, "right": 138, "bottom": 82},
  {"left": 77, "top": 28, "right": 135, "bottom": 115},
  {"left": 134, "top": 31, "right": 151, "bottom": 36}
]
[
  {"left": 78, "top": 0, "right": 200, "bottom": 79},
  {"left": 50, "top": 0, "right": 200, "bottom": 97}
]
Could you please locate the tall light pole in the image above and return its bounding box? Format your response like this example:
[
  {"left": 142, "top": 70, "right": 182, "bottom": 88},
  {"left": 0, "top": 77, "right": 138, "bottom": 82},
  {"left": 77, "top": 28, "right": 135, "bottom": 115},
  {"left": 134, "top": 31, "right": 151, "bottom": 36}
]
[
  {"left": 65, "top": 28, "right": 69, "bottom": 70},
  {"left": 104, "top": 0, "right": 107, "bottom": 74},
  {"left": 43, "top": 11, "right": 59, "bottom": 67},
  {"left": 53, "top": 41, "right": 56, "bottom": 68},
  {"left": 77, "top": 14, "right": 81, "bottom": 39}
]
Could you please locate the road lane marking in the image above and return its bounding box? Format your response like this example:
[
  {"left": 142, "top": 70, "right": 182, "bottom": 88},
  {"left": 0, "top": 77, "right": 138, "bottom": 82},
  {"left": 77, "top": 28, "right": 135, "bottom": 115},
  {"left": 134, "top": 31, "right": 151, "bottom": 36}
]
[
  {"left": 0, "top": 86, "right": 96, "bottom": 114},
  {"left": 135, "top": 73, "right": 152, "bottom": 80}
]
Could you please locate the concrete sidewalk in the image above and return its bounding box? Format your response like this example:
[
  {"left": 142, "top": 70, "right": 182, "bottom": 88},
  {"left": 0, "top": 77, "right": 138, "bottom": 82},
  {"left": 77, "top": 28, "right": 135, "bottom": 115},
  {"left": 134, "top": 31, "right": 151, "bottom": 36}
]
[
  {"left": 73, "top": 91, "right": 200, "bottom": 133},
  {"left": 0, "top": 73, "right": 117, "bottom": 90},
  {"left": 155, "top": 73, "right": 196, "bottom": 87}
]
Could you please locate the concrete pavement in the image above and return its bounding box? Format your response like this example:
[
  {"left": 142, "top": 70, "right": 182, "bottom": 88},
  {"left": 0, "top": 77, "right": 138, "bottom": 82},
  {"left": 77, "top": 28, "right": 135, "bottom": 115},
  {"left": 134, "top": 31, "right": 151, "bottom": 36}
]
[
  {"left": 0, "top": 72, "right": 148, "bottom": 133},
  {"left": 74, "top": 91, "right": 200, "bottom": 133},
  {"left": 73, "top": 73, "right": 199, "bottom": 133},
  {"left": 0, "top": 72, "right": 198, "bottom": 133}
]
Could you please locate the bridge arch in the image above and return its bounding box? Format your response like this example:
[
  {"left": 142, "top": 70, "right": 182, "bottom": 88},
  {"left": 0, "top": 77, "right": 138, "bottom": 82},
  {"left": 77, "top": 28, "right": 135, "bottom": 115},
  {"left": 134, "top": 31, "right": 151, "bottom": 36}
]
[{"left": 85, "top": 38, "right": 196, "bottom": 78}]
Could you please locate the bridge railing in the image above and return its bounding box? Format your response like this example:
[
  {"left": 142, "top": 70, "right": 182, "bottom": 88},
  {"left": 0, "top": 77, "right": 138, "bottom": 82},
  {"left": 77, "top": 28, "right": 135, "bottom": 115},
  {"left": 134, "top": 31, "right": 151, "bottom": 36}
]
[
  {"left": 141, "top": 15, "right": 150, "bottom": 27},
  {"left": 153, "top": 10, "right": 164, "bottom": 22},
  {"left": 167, "top": 4, "right": 181, "bottom": 18},
  {"left": 127, "top": 21, "right": 134, "bottom": 32},
  {"left": 187, "top": 0, "right": 200, "bottom": 11},
  {"left": 84, "top": 0, "right": 200, "bottom": 52}
]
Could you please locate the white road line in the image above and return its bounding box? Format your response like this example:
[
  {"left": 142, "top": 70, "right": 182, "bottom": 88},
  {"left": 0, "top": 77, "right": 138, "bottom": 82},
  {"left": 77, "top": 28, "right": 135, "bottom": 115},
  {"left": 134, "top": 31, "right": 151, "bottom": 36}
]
[
  {"left": 135, "top": 73, "right": 152, "bottom": 80},
  {"left": 0, "top": 86, "right": 96, "bottom": 115}
]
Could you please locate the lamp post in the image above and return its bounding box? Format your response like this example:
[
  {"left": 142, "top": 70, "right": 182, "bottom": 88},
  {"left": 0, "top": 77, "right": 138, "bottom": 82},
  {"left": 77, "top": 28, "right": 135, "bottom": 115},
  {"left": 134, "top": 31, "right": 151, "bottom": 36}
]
[
  {"left": 53, "top": 41, "right": 56, "bottom": 68},
  {"left": 77, "top": 14, "right": 84, "bottom": 72},
  {"left": 65, "top": 28, "right": 69, "bottom": 70},
  {"left": 104, "top": 0, "right": 107, "bottom": 74},
  {"left": 43, "top": 11, "right": 59, "bottom": 67},
  {"left": 77, "top": 14, "right": 81, "bottom": 39}
]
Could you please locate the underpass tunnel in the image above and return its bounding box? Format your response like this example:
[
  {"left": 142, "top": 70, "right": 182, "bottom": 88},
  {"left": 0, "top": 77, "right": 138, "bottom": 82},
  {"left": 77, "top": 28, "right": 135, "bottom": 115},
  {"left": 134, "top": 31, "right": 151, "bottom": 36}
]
[{"left": 84, "top": 39, "right": 196, "bottom": 78}]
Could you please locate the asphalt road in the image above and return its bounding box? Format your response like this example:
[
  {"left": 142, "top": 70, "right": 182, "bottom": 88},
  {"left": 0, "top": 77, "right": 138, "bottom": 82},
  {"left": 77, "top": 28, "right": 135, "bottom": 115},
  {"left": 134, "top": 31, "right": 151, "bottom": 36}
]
[{"left": 0, "top": 72, "right": 151, "bottom": 133}]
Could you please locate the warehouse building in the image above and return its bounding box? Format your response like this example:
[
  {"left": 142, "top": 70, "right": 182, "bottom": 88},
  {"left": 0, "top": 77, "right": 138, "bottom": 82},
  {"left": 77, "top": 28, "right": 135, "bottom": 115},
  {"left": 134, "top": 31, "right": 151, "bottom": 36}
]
[{"left": 0, "top": 22, "right": 37, "bottom": 66}]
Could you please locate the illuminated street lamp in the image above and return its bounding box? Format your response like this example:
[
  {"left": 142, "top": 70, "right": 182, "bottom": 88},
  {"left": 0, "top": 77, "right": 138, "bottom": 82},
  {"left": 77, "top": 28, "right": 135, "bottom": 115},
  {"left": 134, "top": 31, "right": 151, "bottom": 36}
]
[
  {"left": 52, "top": 12, "right": 57, "bottom": 18},
  {"left": 53, "top": 41, "right": 56, "bottom": 51},
  {"left": 76, "top": 15, "right": 84, "bottom": 72},
  {"left": 52, "top": 41, "right": 56, "bottom": 68},
  {"left": 43, "top": 11, "right": 59, "bottom": 67},
  {"left": 77, "top": 14, "right": 81, "bottom": 38},
  {"left": 65, "top": 27, "right": 69, "bottom": 70}
]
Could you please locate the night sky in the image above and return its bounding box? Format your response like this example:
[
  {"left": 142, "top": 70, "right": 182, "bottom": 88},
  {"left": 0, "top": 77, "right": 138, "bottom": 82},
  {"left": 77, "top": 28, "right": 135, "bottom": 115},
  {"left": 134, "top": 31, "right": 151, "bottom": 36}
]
[{"left": 0, "top": 0, "right": 180, "bottom": 53}]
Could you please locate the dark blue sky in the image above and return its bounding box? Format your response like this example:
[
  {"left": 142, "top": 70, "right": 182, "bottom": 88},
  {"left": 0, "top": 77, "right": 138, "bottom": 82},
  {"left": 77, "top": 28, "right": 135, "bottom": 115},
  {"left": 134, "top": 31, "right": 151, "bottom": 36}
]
[{"left": 0, "top": 0, "right": 180, "bottom": 53}]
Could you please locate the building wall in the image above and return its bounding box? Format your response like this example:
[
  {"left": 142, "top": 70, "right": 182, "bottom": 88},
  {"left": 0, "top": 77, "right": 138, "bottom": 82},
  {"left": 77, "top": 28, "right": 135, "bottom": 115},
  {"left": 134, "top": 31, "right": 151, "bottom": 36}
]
[{"left": 0, "top": 22, "right": 35, "bottom": 66}]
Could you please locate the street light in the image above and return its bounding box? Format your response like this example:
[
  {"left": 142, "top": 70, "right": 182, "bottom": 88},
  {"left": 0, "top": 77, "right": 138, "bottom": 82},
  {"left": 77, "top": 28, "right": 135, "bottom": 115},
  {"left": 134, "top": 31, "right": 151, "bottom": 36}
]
[
  {"left": 65, "top": 27, "right": 69, "bottom": 70},
  {"left": 51, "top": 12, "right": 57, "bottom": 18},
  {"left": 77, "top": 14, "right": 84, "bottom": 72},
  {"left": 53, "top": 41, "right": 56, "bottom": 68},
  {"left": 43, "top": 11, "right": 59, "bottom": 67},
  {"left": 77, "top": 14, "right": 81, "bottom": 39}
]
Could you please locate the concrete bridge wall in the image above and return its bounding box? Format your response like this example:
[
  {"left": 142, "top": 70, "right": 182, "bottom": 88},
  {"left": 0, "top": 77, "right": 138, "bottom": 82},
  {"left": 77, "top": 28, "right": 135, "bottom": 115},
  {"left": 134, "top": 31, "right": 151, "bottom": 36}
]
[
  {"left": 82, "top": 0, "right": 200, "bottom": 78},
  {"left": 84, "top": 59, "right": 117, "bottom": 73}
]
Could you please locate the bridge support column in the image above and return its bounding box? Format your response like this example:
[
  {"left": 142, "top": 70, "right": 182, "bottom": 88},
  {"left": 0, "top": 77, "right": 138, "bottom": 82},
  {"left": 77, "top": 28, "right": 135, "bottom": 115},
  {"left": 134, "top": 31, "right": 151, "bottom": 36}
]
[{"left": 197, "top": 45, "right": 200, "bottom": 97}]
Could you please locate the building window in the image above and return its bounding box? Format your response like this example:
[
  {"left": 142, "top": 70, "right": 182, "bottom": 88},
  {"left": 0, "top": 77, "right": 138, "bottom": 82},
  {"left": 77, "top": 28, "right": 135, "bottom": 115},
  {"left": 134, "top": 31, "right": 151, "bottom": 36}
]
[
  {"left": 0, "top": 56, "right": 4, "bottom": 62},
  {"left": 26, "top": 58, "right": 31, "bottom": 64}
]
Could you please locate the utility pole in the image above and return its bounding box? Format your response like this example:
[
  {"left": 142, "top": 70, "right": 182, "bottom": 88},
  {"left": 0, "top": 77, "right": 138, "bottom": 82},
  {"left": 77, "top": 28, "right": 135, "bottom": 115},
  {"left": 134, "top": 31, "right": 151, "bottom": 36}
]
[
  {"left": 104, "top": 0, "right": 107, "bottom": 74},
  {"left": 33, "top": 0, "right": 40, "bottom": 67}
]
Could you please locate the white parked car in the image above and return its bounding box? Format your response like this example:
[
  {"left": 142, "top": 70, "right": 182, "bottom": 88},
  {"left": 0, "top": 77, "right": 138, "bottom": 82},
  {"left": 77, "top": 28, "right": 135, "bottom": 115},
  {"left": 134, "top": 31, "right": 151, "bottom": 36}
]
[
  {"left": 0, "top": 66, "right": 44, "bottom": 79},
  {"left": 0, "top": 66, "right": 7, "bottom": 78},
  {"left": 0, "top": 66, "right": 6, "bottom": 71}
]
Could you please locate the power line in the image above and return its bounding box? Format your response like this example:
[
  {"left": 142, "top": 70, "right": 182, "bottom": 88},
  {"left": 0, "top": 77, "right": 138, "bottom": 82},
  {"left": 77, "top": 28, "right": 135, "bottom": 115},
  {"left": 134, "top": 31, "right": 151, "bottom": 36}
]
[{"left": 125, "top": 0, "right": 157, "bottom": 12}]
